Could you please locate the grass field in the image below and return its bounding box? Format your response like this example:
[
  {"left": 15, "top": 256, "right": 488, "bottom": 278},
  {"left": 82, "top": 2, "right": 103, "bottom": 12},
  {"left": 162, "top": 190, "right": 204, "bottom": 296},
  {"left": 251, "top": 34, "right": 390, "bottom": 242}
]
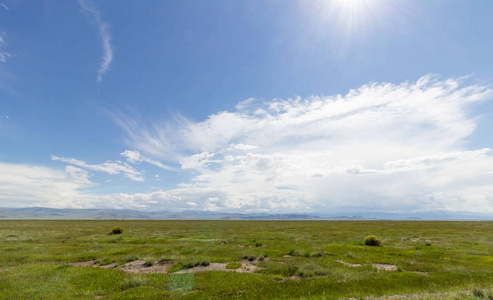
[{"left": 1, "top": 220, "right": 493, "bottom": 299}]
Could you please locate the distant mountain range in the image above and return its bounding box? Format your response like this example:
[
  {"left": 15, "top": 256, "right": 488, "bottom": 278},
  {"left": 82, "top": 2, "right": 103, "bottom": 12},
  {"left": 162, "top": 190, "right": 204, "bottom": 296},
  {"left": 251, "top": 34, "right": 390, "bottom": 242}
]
[{"left": 0, "top": 207, "right": 492, "bottom": 220}]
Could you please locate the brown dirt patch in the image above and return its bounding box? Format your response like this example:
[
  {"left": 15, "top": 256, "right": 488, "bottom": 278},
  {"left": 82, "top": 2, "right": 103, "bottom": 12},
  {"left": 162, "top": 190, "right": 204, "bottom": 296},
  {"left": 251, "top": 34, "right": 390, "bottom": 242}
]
[
  {"left": 72, "top": 260, "right": 98, "bottom": 267},
  {"left": 336, "top": 260, "right": 397, "bottom": 271},
  {"left": 175, "top": 259, "right": 261, "bottom": 274},
  {"left": 72, "top": 259, "right": 261, "bottom": 274},
  {"left": 116, "top": 259, "right": 174, "bottom": 274},
  {"left": 372, "top": 263, "right": 397, "bottom": 271},
  {"left": 72, "top": 259, "right": 174, "bottom": 274},
  {"left": 335, "top": 260, "right": 362, "bottom": 267}
]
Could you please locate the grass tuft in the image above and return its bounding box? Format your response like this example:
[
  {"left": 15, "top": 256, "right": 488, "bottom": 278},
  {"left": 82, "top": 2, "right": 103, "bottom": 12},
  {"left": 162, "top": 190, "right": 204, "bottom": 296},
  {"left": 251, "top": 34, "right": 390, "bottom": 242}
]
[
  {"left": 111, "top": 226, "right": 124, "bottom": 235},
  {"left": 473, "top": 288, "right": 485, "bottom": 298}
]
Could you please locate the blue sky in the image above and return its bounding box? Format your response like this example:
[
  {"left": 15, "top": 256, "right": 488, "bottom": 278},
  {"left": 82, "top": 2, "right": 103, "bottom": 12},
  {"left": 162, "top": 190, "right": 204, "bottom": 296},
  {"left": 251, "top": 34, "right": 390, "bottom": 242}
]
[{"left": 1, "top": 0, "right": 493, "bottom": 213}]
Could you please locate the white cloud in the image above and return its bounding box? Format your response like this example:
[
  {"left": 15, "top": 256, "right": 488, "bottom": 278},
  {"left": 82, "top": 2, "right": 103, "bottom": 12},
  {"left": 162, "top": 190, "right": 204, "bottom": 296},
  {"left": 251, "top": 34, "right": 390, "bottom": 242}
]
[
  {"left": 111, "top": 75, "right": 493, "bottom": 213},
  {"left": 65, "top": 165, "right": 95, "bottom": 186},
  {"left": 0, "top": 3, "right": 8, "bottom": 10},
  {"left": 227, "top": 143, "right": 258, "bottom": 151},
  {"left": 51, "top": 155, "right": 144, "bottom": 182},
  {"left": 3, "top": 75, "right": 493, "bottom": 214},
  {"left": 0, "top": 162, "right": 94, "bottom": 208},
  {"left": 121, "top": 150, "right": 176, "bottom": 171},
  {"left": 0, "top": 34, "right": 12, "bottom": 63},
  {"left": 180, "top": 152, "right": 218, "bottom": 170},
  {"left": 78, "top": 0, "right": 113, "bottom": 82}
]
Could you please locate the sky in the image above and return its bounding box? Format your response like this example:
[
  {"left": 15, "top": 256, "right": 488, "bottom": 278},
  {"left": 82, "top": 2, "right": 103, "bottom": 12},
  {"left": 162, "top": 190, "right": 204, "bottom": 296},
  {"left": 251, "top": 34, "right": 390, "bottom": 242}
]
[{"left": 1, "top": 0, "right": 493, "bottom": 214}]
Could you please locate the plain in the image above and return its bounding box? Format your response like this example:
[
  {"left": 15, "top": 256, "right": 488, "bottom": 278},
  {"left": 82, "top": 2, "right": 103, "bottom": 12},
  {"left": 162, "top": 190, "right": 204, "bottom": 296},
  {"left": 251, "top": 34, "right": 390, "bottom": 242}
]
[{"left": 1, "top": 220, "right": 493, "bottom": 299}]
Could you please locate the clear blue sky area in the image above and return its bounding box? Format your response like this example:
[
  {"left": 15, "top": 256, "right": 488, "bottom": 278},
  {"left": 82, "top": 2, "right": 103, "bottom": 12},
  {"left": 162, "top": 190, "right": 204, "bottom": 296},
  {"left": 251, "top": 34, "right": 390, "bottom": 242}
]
[{"left": 1, "top": 0, "right": 493, "bottom": 213}]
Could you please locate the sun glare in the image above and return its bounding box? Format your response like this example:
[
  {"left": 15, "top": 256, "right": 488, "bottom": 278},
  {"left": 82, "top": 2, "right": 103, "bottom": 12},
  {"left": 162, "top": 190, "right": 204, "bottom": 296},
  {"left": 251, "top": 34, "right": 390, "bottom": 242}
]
[{"left": 313, "top": 0, "right": 387, "bottom": 39}]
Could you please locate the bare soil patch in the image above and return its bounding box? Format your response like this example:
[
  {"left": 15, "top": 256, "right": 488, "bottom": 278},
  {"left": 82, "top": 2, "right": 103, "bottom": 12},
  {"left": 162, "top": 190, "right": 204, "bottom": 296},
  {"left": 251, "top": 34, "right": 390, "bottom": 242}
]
[
  {"left": 373, "top": 263, "right": 397, "bottom": 271},
  {"left": 336, "top": 260, "right": 397, "bottom": 270},
  {"left": 72, "top": 259, "right": 174, "bottom": 274},
  {"left": 72, "top": 258, "right": 261, "bottom": 274},
  {"left": 72, "top": 260, "right": 98, "bottom": 267},
  {"left": 335, "top": 260, "right": 362, "bottom": 267},
  {"left": 175, "top": 259, "right": 261, "bottom": 274},
  {"left": 116, "top": 259, "right": 174, "bottom": 274}
]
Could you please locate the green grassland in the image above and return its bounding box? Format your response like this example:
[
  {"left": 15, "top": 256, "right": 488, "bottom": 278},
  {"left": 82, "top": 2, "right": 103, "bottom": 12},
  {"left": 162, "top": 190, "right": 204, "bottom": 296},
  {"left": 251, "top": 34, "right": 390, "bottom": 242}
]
[{"left": 1, "top": 220, "right": 493, "bottom": 299}]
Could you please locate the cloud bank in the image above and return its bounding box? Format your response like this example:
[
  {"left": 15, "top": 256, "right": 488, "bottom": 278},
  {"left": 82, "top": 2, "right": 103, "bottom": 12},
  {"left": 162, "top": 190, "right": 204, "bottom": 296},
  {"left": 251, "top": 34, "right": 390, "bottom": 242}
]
[
  {"left": 78, "top": 0, "right": 113, "bottom": 82},
  {"left": 114, "top": 75, "right": 493, "bottom": 213},
  {"left": 1, "top": 75, "right": 493, "bottom": 213}
]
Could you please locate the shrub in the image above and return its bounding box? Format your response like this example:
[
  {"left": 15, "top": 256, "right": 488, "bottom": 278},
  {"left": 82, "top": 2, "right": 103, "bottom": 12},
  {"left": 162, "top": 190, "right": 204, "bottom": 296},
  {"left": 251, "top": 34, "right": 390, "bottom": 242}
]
[
  {"left": 111, "top": 226, "right": 124, "bottom": 234},
  {"left": 225, "top": 262, "right": 242, "bottom": 269},
  {"left": 364, "top": 234, "right": 382, "bottom": 246}
]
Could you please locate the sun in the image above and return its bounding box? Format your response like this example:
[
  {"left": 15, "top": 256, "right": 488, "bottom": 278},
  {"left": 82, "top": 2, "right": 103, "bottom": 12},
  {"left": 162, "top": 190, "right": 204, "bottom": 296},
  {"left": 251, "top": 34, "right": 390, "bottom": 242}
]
[
  {"left": 312, "top": 0, "right": 387, "bottom": 38},
  {"left": 332, "top": 0, "right": 380, "bottom": 32}
]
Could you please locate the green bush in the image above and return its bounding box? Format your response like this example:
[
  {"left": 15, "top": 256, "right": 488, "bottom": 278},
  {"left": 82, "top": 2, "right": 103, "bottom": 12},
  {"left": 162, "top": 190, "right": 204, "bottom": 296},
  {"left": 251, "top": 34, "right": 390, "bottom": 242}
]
[
  {"left": 364, "top": 234, "right": 382, "bottom": 246},
  {"left": 111, "top": 226, "right": 124, "bottom": 234}
]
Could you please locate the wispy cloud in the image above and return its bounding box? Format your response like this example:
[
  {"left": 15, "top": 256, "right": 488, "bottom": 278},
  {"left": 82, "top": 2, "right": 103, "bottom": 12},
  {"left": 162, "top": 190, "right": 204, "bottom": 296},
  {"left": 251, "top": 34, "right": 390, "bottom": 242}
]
[
  {"left": 78, "top": 0, "right": 113, "bottom": 83},
  {"left": 0, "top": 33, "right": 13, "bottom": 63},
  {"left": 0, "top": 52, "right": 12, "bottom": 63},
  {"left": 0, "top": 3, "right": 8, "bottom": 10},
  {"left": 51, "top": 155, "right": 144, "bottom": 182},
  {"left": 120, "top": 150, "right": 177, "bottom": 172}
]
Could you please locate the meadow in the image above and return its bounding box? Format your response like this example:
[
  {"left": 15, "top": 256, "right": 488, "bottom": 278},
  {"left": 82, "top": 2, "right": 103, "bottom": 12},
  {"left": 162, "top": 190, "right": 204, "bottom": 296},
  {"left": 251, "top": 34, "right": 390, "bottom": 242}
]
[{"left": 1, "top": 220, "right": 493, "bottom": 299}]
